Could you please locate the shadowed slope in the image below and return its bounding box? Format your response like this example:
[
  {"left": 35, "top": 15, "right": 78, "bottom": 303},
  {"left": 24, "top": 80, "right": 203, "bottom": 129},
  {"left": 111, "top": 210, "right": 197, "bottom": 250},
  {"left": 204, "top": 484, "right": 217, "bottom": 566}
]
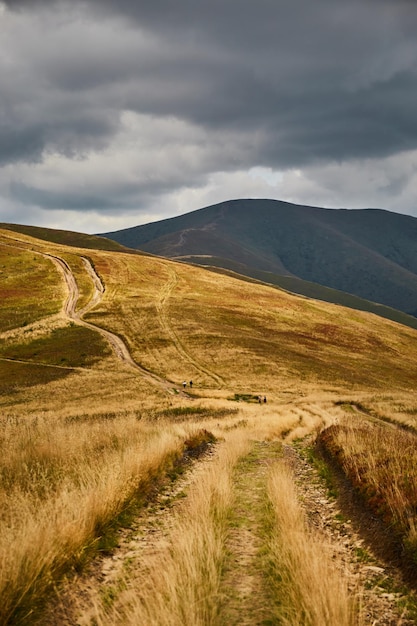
[{"left": 0, "top": 222, "right": 131, "bottom": 253}]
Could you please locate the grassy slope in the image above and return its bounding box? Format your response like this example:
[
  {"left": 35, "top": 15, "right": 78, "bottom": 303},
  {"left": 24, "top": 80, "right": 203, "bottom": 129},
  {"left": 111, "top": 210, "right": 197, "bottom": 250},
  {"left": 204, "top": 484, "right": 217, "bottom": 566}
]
[
  {"left": 3, "top": 227, "right": 417, "bottom": 406},
  {"left": 181, "top": 255, "right": 417, "bottom": 331},
  {"left": 81, "top": 248, "right": 417, "bottom": 396},
  {"left": 0, "top": 241, "right": 64, "bottom": 331}
]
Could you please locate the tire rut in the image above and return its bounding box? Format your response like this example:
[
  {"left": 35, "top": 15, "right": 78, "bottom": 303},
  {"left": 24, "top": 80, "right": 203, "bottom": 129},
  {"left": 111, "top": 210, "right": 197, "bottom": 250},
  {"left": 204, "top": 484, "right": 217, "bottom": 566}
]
[
  {"left": 155, "top": 264, "right": 224, "bottom": 387},
  {"left": 283, "top": 441, "right": 417, "bottom": 625}
]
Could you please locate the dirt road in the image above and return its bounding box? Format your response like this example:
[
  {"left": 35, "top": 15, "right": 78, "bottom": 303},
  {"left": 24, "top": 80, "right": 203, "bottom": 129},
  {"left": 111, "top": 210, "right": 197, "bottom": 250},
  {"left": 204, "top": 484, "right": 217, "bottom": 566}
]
[{"left": 38, "top": 428, "right": 416, "bottom": 625}]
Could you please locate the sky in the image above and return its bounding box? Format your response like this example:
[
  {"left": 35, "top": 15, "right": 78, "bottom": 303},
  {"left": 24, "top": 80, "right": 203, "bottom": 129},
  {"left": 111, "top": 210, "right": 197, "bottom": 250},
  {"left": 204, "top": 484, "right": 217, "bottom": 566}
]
[{"left": 1, "top": 0, "right": 417, "bottom": 234}]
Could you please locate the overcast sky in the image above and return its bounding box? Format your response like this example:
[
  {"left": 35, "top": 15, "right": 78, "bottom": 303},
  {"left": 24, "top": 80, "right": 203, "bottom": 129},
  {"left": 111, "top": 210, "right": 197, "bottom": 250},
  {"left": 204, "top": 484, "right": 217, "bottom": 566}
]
[{"left": 1, "top": 0, "right": 417, "bottom": 233}]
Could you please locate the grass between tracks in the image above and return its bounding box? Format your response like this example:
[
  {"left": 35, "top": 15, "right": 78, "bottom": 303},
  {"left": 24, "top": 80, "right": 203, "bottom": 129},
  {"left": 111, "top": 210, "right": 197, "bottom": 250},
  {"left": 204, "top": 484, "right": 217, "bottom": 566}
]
[{"left": 94, "top": 432, "right": 250, "bottom": 626}]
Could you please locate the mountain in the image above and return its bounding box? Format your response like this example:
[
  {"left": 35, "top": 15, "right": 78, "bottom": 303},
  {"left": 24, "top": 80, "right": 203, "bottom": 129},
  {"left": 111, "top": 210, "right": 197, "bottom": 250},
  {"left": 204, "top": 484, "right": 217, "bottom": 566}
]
[{"left": 101, "top": 199, "right": 417, "bottom": 319}]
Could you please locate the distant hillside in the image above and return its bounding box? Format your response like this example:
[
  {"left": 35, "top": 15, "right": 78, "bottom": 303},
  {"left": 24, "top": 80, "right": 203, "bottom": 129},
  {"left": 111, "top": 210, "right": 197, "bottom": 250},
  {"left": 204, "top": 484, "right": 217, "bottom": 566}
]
[
  {"left": 0, "top": 223, "right": 131, "bottom": 253},
  {"left": 101, "top": 199, "right": 417, "bottom": 317}
]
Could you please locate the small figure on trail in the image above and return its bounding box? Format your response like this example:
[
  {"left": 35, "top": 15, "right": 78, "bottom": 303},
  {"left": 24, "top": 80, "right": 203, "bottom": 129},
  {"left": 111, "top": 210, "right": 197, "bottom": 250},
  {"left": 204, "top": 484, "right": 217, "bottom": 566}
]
[
  {"left": 258, "top": 395, "right": 262, "bottom": 404},
  {"left": 263, "top": 396, "right": 267, "bottom": 403},
  {"left": 183, "top": 381, "right": 187, "bottom": 389},
  {"left": 189, "top": 380, "right": 193, "bottom": 388}
]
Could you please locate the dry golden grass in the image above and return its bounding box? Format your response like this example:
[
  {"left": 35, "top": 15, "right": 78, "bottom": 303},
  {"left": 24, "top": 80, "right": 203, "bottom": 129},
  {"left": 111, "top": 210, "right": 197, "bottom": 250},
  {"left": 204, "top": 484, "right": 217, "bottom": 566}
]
[
  {"left": 79, "top": 245, "right": 417, "bottom": 393},
  {"left": 0, "top": 410, "right": 217, "bottom": 624},
  {"left": 267, "top": 461, "right": 360, "bottom": 626},
  {"left": 3, "top": 226, "right": 417, "bottom": 407},
  {"left": 319, "top": 419, "right": 417, "bottom": 565},
  {"left": 92, "top": 432, "right": 249, "bottom": 626},
  {"left": 0, "top": 235, "right": 64, "bottom": 332}
]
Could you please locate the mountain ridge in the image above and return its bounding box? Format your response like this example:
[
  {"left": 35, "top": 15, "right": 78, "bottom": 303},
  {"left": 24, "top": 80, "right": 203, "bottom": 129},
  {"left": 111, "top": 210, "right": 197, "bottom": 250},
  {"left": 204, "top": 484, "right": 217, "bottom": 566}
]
[{"left": 101, "top": 199, "right": 417, "bottom": 317}]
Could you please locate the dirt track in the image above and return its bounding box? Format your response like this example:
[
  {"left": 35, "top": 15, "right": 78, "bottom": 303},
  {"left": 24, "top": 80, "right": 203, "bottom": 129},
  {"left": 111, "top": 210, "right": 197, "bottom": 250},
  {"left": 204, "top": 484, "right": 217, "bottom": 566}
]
[
  {"left": 38, "top": 428, "right": 417, "bottom": 626},
  {"left": 155, "top": 264, "right": 224, "bottom": 387}
]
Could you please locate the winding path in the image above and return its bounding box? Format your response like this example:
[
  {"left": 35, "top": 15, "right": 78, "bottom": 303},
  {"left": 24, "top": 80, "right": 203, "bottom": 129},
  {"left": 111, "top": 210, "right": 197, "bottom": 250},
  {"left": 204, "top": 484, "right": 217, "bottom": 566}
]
[
  {"left": 0, "top": 233, "right": 220, "bottom": 392},
  {"left": 48, "top": 254, "right": 183, "bottom": 395}
]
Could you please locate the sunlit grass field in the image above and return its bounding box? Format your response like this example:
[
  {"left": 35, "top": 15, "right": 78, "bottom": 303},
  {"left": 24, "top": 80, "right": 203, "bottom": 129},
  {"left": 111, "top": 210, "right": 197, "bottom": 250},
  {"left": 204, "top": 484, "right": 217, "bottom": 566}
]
[
  {"left": 2, "top": 226, "right": 417, "bottom": 623},
  {"left": 0, "top": 244, "right": 64, "bottom": 332}
]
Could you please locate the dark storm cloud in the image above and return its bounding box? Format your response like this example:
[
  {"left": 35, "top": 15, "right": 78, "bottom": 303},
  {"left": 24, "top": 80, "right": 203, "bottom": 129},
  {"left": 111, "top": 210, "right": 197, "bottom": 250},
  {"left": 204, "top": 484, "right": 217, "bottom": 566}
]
[
  {"left": 3, "top": 0, "right": 417, "bottom": 167},
  {"left": 2, "top": 0, "right": 417, "bottom": 226}
]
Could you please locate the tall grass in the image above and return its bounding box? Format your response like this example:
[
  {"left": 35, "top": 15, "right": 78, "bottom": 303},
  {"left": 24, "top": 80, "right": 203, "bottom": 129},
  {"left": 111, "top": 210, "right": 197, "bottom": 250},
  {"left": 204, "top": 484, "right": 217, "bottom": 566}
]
[
  {"left": 93, "top": 433, "right": 249, "bottom": 626},
  {"left": 319, "top": 421, "right": 417, "bottom": 565},
  {"left": 0, "top": 412, "right": 212, "bottom": 624},
  {"left": 266, "top": 462, "right": 360, "bottom": 626}
]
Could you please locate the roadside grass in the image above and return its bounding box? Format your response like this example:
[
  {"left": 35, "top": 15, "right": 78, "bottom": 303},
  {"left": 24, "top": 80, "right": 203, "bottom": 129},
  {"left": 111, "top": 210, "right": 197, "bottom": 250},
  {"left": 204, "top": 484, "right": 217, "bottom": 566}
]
[
  {"left": 266, "top": 461, "right": 360, "bottom": 625},
  {"left": 0, "top": 409, "right": 217, "bottom": 625},
  {"left": 346, "top": 395, "right": 417, "bottom": 431},
  {"left": 153, "top": 405, "right": 239, "bottom": 421},
  {"left": 318, "top": 420, "right": 417, "bottom": 574},
  {"left": 0, "top": 241, "right": 63, "bottom": 331},
  {"left": 92, "top": 432, "right": 249, "bottom": 626}
]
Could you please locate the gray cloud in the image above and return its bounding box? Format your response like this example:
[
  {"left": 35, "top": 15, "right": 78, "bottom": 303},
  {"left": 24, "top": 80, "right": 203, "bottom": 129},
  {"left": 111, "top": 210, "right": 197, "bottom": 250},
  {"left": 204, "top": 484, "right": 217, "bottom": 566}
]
[{"left": 1, "top": 0, "right": 417, "bottom": 230}]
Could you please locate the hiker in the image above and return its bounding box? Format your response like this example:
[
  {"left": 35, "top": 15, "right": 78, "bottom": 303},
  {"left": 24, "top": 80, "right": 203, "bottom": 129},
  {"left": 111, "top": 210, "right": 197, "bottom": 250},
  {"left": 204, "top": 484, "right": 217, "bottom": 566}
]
[
  {"left": 258, "top": 395, "right": 262, "bottom": 404},
  {"left": 263, "top": 396, "right": 267, "bottom": 403},
  {"left": 189, "top": 380, "right": 193, "bottom": 388},
  {"left": 183, "top": 381, "right": 187, "bottom": 389}
]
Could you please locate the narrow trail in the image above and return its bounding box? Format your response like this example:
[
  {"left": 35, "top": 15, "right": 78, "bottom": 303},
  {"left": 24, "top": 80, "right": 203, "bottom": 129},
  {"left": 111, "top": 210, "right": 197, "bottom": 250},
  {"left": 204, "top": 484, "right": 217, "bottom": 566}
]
[
  {"left": 0, "top": 356, "right": 83, "bottom": 371},
  {"left": 156, "top": 264, "right": 225, "bottom": 387}
]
